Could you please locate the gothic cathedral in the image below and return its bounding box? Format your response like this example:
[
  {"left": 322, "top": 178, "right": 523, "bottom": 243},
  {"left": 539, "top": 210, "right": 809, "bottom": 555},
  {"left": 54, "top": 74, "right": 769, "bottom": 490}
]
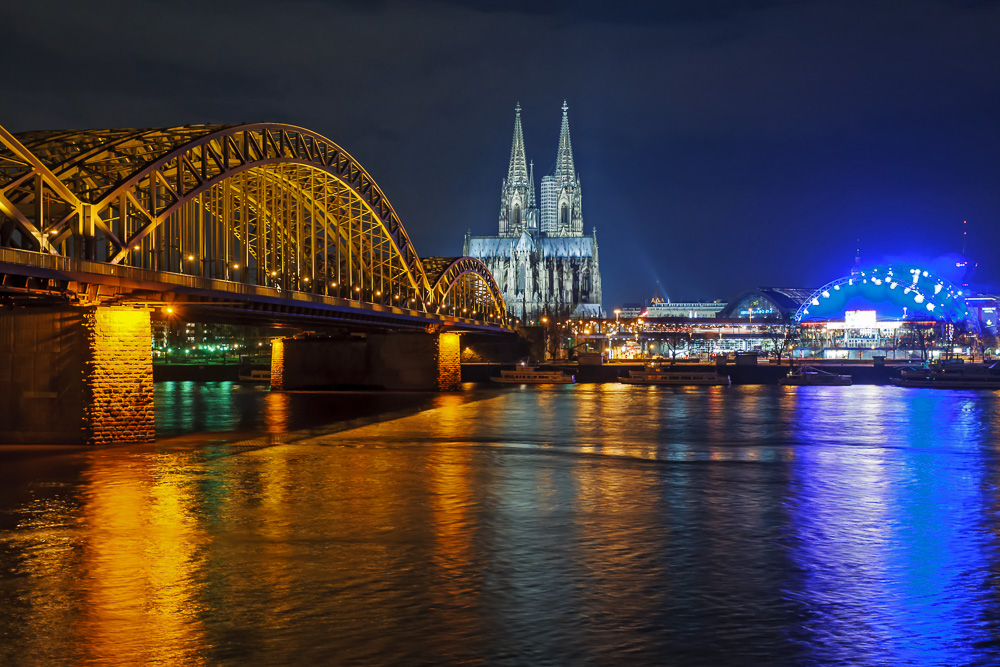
[{"left": 464, "top": 102, "right": 603, "bottom": 322}]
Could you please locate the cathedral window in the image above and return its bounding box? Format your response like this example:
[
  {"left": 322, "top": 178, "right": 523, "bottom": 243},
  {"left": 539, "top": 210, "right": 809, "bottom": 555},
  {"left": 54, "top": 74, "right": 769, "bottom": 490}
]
[
  {"left": 582, "top": 270, "right": 591, "bottom": 295},
  {"left": 512, "top": 205, "right": 521, "bottom": 228},
  {"left": 560, "top": 204, "right": 569, "bottom": 228},
  {"left": 517, "top": 263, "right": 525, "bottom": 292}
]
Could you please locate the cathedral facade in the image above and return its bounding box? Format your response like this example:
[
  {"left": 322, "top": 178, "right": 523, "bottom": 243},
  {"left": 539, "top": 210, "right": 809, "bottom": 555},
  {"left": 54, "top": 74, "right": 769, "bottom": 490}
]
[{"left": 464, "top": 102, "right": 603, "bottom": 322}]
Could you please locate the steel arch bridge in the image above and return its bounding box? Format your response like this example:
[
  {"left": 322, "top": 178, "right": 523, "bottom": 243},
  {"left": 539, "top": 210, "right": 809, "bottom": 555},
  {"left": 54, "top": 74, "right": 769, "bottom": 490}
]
[
  {"left": 0, "top": 123, "right": 507, "bottom": 328},
  {"left": 795, "top": 264, "right": 978, "bottom": 331}
]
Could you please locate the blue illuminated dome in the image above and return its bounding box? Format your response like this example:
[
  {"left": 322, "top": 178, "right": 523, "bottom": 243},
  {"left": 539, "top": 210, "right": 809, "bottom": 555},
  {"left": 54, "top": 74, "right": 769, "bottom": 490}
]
[{"left": 795, "top": 264, "right": 976, "bottom": 328}]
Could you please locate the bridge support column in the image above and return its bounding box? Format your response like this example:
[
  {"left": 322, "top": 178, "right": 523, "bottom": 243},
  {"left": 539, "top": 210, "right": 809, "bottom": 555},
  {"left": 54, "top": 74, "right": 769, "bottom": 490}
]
[
  {"left": 436, "top": 332, "right": 461, "bottom": 391},
  {"left": 0, "top": 305, "right": 154, "bottom": 445},
  {"left": 269, "top": 337, "right": 286, "bottom": 391},
  {"left": 271, "top": 331, "right": 462, "bottom": 392}
]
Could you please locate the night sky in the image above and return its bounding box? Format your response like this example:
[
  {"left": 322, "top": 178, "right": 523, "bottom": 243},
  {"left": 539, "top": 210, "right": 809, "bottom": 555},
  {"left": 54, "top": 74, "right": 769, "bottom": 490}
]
[{"left": 2, "top": 0, "right": 999, "bottom": 308}]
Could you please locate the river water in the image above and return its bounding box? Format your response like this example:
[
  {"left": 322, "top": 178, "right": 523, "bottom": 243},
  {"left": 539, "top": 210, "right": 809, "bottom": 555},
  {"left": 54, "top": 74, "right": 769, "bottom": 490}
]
[{"left": 2, "top": 381, "right": 1000, "bottom": 665}]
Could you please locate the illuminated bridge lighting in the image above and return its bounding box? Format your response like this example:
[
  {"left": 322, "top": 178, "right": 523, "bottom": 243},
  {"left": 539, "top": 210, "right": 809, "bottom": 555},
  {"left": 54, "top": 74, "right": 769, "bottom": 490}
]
[{"left": 0, "top": 122, "right": 510, "bottom": 329}]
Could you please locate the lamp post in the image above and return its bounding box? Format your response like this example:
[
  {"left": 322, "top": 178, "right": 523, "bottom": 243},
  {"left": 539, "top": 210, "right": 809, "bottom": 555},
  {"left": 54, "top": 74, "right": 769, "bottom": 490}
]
[{"left": 541, "top": 316, "right": 549, "bottom": 360}]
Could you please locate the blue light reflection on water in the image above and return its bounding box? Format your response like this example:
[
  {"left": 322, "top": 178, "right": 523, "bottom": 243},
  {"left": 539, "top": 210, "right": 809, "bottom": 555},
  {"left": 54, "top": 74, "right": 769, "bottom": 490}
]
[{"left": 785, "top": 386, "right": 1000, "bottom": 664}]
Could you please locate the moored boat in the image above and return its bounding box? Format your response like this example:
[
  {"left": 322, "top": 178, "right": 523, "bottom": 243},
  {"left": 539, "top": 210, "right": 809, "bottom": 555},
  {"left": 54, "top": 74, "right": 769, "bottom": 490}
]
[
  {"left": 893, "top": 360, "right": 1000, "bottom": 389},
  {"left": 238, "top": 368, "right": 271, "bottom": 382},
  {"left": 619, "top": 365, "right": 729, "bottom": 386},
  {"left": 491, "top": 367, "right": 575, "bottom": 384},
  {"left": 778, "top": 365, "right": 852, "bottom": 386}
]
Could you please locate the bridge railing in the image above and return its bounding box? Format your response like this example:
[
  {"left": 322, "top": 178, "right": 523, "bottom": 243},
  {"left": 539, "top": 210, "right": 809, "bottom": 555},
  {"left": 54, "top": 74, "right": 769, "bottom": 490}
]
[{"left": 0, "top": 247, "right": 508, "bottom": 329}]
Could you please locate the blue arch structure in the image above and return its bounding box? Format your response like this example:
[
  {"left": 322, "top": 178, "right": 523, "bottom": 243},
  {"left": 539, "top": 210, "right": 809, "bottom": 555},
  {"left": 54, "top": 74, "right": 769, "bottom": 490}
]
[{"left": 795, "top": 265, "right": 977, "bottom": 331}]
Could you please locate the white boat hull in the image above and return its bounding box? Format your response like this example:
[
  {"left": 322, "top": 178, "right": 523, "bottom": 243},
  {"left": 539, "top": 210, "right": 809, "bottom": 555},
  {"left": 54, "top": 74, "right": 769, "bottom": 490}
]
[
  {"left": 620, "top": 371, "right": 729, "bottom": 386},
  {"left": 491, "top": 376, "right": 575, "bottom": 384},
  {"left": 491, "top": 369, "right": 575, "bottom": 384}
]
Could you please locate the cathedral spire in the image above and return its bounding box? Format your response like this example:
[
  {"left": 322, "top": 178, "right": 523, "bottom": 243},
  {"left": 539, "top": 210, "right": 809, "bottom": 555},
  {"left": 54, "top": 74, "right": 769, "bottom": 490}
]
[
  {"left": 528, "top": 160, "right": 536, "bottom": 208},
  {"left": 554, "top": 100, "right": 576, "bottom": 184},
  {"left": 506, "top": 103, "right": 529, "bottom": 187}
]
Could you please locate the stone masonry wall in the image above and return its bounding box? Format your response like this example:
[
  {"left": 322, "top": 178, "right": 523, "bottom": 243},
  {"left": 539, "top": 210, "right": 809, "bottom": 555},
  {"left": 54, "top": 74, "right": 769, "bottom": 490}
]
[
  {"left": 436, "top": 333, "right": 461, "bottom": 391},
  {"left": 270, "top": 337, "right": 285, "bottom": 390},
  {"left": 81, "top": 307, "right": 154, "bottom": 446}
]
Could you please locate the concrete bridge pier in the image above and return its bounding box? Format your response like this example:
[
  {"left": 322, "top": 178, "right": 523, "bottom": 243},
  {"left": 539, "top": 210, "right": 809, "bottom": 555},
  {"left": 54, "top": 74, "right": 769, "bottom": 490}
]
[
  {"left": 271, "top": 331, "right": 461, "bottom": 391},
  {"left": 0, "top": 305, "right": 154, "bottom": 445}
]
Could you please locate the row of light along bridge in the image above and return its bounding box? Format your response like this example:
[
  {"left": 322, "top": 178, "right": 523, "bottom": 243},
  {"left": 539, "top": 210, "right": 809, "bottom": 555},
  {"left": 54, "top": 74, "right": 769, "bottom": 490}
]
[{"left": 0, "top": 122, "right": 513, "bottom": 446}]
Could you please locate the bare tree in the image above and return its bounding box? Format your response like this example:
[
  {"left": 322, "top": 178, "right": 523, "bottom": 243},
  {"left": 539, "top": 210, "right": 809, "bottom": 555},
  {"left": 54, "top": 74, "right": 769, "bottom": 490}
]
[
  {"left": 659, "top": 328, "right": 689, "bottom": 363},
  {"left": 540, "top": 306, "right": 572, "bottom": 360},
  {"left": 764, "top": 324, "right": 799, "bottom": 365},
  {"left": 900, "top": 321, "right": 937, "bottom": 361}
]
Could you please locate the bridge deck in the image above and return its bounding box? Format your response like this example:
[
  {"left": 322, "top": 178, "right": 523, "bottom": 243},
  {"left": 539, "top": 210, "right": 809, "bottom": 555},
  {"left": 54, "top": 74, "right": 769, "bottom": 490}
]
[{"left": 0, "top": 247, "right": 510, "bottom": 333}]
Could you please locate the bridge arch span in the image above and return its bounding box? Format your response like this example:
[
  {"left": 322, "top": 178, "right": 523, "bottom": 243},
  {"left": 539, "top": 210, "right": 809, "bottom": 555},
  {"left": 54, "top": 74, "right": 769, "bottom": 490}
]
[
  {"left": 0, "top": 123, "right": 508, "bottom": 323},
  {"left": 424, "top": 256, "right": 507, "bottom": 320}
]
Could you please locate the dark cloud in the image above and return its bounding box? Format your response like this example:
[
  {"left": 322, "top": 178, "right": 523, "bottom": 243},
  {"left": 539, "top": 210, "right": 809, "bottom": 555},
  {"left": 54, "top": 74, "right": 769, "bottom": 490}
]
[{"left": 2, "top": 0, "right": 999, "bottom": 305}]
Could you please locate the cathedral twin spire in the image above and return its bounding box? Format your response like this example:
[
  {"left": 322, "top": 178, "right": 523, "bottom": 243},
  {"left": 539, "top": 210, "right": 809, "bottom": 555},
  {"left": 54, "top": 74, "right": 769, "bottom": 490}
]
[
  {"left": 554, "top": 100, "right": 576, "bottom": 184},
  {"left": 500, "top": 101, "right": 579, "bottom": 237},
  {"left": 506, "top": 103, "right": 530, "bottom": 189},
  {"left": 507, "top": 100, "right": 577, "bottom": 185}
]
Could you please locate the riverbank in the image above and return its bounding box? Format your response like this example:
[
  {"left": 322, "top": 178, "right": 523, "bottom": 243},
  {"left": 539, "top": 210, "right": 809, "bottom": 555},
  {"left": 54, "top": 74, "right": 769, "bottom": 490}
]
[
  {"left": 157, "top": 360, "right": 907, "bottom": 385},
  {"left": 462, "top": 361, "right": 905, "bottom": 384},
  {"left": 0, "top": 383, "right": 502, "bottom": 461},
  {"left": 153, "top": 363, "right": 242, "bottom": 381}
]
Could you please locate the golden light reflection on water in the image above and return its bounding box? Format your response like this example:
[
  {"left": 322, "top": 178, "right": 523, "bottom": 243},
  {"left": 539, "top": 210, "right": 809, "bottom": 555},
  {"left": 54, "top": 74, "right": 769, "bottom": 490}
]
[
  {"left": 263, "top": 390, "right": 292, "bottom": 432},
  {"left": 423, "top": 399, "right": 483, "bottom": 641},
  {"left": 79, "top": 457, "right": 208, "bottom": 666}
]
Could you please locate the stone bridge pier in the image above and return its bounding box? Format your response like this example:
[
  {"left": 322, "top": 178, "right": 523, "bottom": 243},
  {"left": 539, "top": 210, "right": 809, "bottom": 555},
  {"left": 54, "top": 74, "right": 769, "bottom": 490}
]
[
  {"left": 271, "top": 331, "right": 461, "bottom": 392},
  {"left": 0, "top": 305, "right": 154, "bottom": 445}
]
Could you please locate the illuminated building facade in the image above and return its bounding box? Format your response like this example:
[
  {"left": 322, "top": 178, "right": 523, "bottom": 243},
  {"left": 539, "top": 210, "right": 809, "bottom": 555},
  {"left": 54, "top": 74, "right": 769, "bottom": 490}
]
[
  {"left": 618, "top": 303, "right": 645, "bottom": 319},
  {"left": 718, "top": 288, "right": 816, "bottom": 321},
  {"left": 465, "top": 102, "right": 603, "bottom": 322},
  {"left": 966, "top": 296, "right": 999, "bottom": 335},
  {"left": 643, "top": 297, "right": 726, "bottom": 319},
  {"left": 606, "top": 266, "right": 997, "bottom": 360}
]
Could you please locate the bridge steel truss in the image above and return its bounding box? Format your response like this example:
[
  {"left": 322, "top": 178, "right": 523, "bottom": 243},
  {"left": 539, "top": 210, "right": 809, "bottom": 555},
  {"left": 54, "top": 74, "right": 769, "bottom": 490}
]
[{"left": 0, "top": 123, "right": 508, "bottom": 326}]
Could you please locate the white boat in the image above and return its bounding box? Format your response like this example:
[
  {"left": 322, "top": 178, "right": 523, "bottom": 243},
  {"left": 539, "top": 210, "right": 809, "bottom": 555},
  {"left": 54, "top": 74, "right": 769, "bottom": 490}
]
[
  {"left": 238, "top": 369, "right": 271, "bottom": 382},
  {"left": 778, "top": 366, "right": 852, "bottom": 386},
  {"left": 619, "top": 366, "right": 729, "bottom": 386},
  {"left": 491, "top": 367, "right": 575, "bottom": 384},
  {"left": 893, "top": 361, "right": 1000, "bottom": 389}
]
